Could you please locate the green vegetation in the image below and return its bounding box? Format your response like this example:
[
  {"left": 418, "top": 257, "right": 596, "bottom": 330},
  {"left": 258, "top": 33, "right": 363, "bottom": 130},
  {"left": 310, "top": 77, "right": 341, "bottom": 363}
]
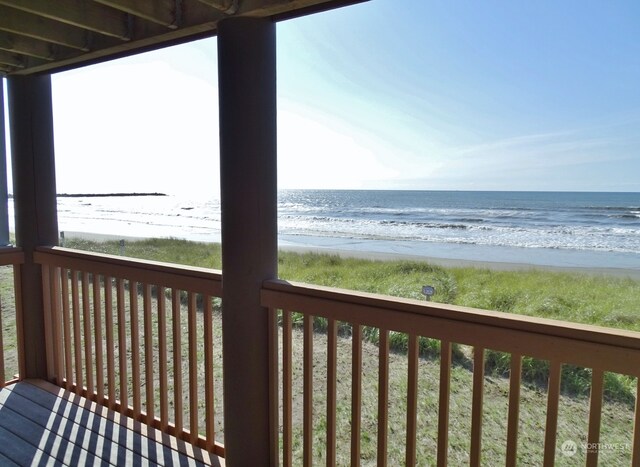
[{"left": 66, "top": 237, "right": 640, "bottom": 333}]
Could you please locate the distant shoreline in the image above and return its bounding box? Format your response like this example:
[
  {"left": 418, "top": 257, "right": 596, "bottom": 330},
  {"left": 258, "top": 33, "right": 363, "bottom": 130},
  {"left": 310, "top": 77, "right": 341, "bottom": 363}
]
[{"left": 56, "top": 192, "right": 167, "bottom": 198}]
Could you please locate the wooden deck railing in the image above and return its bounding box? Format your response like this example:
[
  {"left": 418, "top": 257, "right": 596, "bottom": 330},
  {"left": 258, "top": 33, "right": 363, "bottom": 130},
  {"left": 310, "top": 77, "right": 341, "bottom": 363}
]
[
  {"left": 0, "top": 247, "right": 25, "bottom": 388},
  {"left": 34, "top": 247, "right": 224, "bottom": 457},
  {"left": 262, "top": 279, "right": 640, "bottom": 466}
]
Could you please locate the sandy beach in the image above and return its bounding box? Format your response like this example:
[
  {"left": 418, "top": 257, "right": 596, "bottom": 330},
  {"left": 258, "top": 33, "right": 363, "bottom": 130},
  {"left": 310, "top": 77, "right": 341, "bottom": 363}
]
[
  {"left": 61, "top": 230, "right": 640, "bottom": 280},
  {"left": 278, "top": 245, "right": 640, "bottom": 279}
]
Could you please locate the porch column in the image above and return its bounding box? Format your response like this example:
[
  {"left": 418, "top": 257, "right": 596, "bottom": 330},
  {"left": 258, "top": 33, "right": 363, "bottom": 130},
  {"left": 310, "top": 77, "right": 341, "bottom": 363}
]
[
  {"left": 7, "top": 75, "right": 58, "bottom": 379},
  {"left": 0, "top": 79, "right": 10, "bottom": 246},
  {"left": 218, "top": 17, "right": 277, "bottom": 465}
]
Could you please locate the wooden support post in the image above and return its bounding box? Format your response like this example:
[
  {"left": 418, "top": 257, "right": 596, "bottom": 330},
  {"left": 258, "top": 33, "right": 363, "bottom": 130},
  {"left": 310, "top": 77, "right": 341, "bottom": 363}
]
[
  {"left": 7, "top": 74, "right": 58, "bottom": 380},
  {"left": 0, "top": 78, "right": 10, "bottom": 246},
  {"left": 218, "top": 16, "right": 277, "bottom": 466}
]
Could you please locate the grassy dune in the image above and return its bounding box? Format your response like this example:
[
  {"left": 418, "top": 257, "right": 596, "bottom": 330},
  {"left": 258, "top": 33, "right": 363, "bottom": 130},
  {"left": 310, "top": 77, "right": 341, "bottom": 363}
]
[
  {"left": 65, "top": 237, "right": 640, "bottom": 331},
  {"left": 67, "top": 236, "right": 640, "bottom": 332}
]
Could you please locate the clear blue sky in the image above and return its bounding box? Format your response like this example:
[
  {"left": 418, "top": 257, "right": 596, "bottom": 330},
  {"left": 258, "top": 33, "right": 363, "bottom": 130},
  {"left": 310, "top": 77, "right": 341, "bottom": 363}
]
[{"left": 16, "top": 0, "right": 640, "bottom": 195}]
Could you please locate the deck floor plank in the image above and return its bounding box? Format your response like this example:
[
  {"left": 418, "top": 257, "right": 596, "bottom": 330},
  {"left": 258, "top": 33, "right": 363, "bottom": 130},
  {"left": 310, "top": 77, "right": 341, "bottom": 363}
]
[
  {"left": 0, "top": 450, "right": 21, "bottom": 467},
  {"left": 0, "top": 380, "right": 223, "bottom": 466},
  {"left": 0, "top": 385, "right": 135, "bottom": 466}
]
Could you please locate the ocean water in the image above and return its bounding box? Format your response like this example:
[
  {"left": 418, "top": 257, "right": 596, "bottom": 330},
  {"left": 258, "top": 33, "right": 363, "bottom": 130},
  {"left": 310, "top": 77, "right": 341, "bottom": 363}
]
[
  {"left": 24, "top": 190, "right": 640, "bottom": 271},
  {"left": 278, "top": 190, "right": 640, "bottom": 271}
]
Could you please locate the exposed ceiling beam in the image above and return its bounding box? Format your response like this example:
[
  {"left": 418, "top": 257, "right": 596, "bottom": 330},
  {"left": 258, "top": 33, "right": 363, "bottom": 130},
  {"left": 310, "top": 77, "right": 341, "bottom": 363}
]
[
  {"left": 9, "top": 23, "right": 217, "bottom": 76},
  {"left": 0, "top": 49, "right": 24, "bottom": 68},
  {"left": 0, "top": 0, "right": 130, "bottom": 40},
  {"left": 196, "top": 0, "right": 238, "bottom": 14},
  {"left": 207, "top": 0, "right": 368, "bottom": 19},
  {"left": 0, "top": 7, "right": 90, "bottom": 51},
  {"left": 93, "top": 0, "right": 178, "bottom": 29},
  {"left": 0, "top": 0, "right": 368, "bottom": 76},
  {"left": 0, "top": 31, "right": 55, "bottom": 60}
]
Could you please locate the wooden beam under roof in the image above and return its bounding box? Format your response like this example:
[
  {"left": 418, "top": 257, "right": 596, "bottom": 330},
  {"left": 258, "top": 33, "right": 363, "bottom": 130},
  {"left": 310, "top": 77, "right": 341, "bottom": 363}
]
[
  {"left": 0, "top": 49, "right": 24, "bottom": 68},
  {"left": 196, "top": 0, "right": 238, "bottom": 14},
  {"left": 93, "top": 0, "right": 179, "bottom": 29},
  {"left": 0, "top": 0, "right": 130, "bottom": 40},
  {"left": 0, "top": 0, "right": 368, "bottom": 76},
  {"left": 0, "top": 7, "right": 89, "bottom": 51},
  {"left": 237, "top": 0, "right": 364, "bottom": 17},
  {"left": 0, "top": 32, "right": 54, "bottom": 61}
]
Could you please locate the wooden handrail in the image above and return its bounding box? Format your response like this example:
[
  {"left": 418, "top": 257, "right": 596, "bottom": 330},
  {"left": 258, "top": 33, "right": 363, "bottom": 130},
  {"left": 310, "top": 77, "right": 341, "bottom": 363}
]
[
  {"left": 0, "top": 247, "right": 24, "bottom": 266},
  {"left": 35, "top": 246, "right": 222, "bottom": 296},
  {"left": 262, "top": 279, "right": 640, "bottom": 375}
]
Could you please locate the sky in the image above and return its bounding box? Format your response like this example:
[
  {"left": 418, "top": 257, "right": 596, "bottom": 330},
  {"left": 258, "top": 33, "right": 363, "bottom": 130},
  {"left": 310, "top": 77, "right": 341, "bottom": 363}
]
[{"left": 4, "top": 0, "right": 640, "bottom": 195}]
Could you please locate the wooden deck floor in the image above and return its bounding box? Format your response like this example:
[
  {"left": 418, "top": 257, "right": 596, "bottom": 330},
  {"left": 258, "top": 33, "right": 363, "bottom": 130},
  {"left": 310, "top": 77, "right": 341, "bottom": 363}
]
[{"left": 0, "top": 380, "right": 224, "bottom": 466}]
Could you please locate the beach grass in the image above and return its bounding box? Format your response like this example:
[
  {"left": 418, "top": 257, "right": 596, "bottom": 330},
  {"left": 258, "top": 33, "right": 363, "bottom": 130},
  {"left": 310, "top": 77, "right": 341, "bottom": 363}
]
[{"left": 65, "top": 237, "right": 640, "bottom": 333}]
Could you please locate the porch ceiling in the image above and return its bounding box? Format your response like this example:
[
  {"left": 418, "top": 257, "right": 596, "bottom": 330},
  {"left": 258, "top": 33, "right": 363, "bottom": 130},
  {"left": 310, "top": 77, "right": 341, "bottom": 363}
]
[{"left": 0, "top": 0, "right": 365, "bottom": 77}]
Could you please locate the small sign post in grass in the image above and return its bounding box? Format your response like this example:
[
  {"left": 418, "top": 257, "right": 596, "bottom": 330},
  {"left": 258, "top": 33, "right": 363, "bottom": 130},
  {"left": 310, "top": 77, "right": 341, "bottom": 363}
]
[{"left": 422, "top": 285, "right": 435, "bottom": 301}]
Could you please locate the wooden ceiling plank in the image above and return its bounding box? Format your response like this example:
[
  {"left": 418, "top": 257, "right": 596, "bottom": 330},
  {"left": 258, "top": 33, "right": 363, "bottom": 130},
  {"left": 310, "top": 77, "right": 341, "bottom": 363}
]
[
  {"left": 0, "top": 65, "right": 17, "bottom": 74},
  {"left": 195, "top": 0, "right": 237, "bottom": 13},
  {"left": 94, "top": 0, "right": 178, "bottom": 29},
  {"left": 0, "top": 49, "right": 24, "bottom": 68},
  {"left": 0, "top": 0, "right": 130, "bottom": 40},
  {"left": 0, "top": 7, "right": 89, "bottom": 51},
  {"left": 238, "top": 0, "right": 366, "bottom": 17},
  {"left": 2, "top": 0, "right": 366, "bottom": 76},
  {"left": 0, "top": 31, "right": 54, "bottom": 60}
]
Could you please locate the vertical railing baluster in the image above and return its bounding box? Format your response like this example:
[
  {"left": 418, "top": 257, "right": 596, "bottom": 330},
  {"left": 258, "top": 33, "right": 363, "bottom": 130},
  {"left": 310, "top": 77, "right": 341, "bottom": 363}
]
[
  {"left": 51, "top": 267, "right": 63, "bottom": 386},
  {"left": 351, "top": 324, "right": 363, "bottom": 467},
  {"left": 117, "top": 278, "right": 128, "bottom": 414},
  {"left": 104, "top": 276, "right": 115, "bottom": 409},
  {"left": 143, "top": 283, "right": 154, "bottom": 423},
  {"left": 61, "top": 268, "right": 72, "bottom": 390},
  {"left": 543, "top": 360, "right": 562, "bottom": 466},
  {"left": 283, "top": 310, "right": 293, "bottom": 467},
  {"left": 204, "top": 295, "right": 215, "bottom": 451},
  {"left": 82, "top": 272, "right": 94, "bottom": 396},
  {"left": 172, "top": 289, "right": 183, "bottom": 435},
  {"left": 406, "top": 334, "right": 418, "bottom": 467},
  {"left": 71, "top": 270, "right": 83, "bottom": 395},
  {"left": 470, "top": 347, "right": 485, "bottom": 467},
  {"left": 0, "top": 290, "right": 5, "bottom": 385},
  {"left": 506, "top": 353, "right": 522, "bottom": 467},
  {"left": 586, "top": 369, "right": 604, "bottom": 467},
  {"left": 93, "top": 274, "right": 104, "bottom": 402},
  {"left": 268, "top": 307, "right": 280, "bottom": 467},
  {"left": 158, "top": 286, "right": 168, "bottom": 431},
  {"left": 327, "top": 318, "right": 338, "bottom": 467},
  {"left": 633, "top": 377, "right": 640, "bottom": 466},
  {"left": 13, "top": 263, "right": 25, "bottom": 380},
  {"left": 188, "top": 291, "right": 198, "bottom": 443},
  {"left": 437, "top": 340, "right": 451, "bottom": 467},
  {"left": 377, "top": 329, "right": 390, "bottom": 467},
  {"left": 303, "top": 313, "right": 314, "bottom": 467},
  {"left": 130, "top": 280, "right": 141, "bottom": 419},
  {"left": 41, "top": 264, "right": 54, "bottom": 381}
]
